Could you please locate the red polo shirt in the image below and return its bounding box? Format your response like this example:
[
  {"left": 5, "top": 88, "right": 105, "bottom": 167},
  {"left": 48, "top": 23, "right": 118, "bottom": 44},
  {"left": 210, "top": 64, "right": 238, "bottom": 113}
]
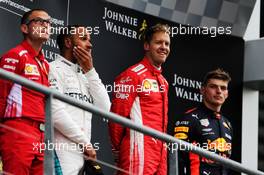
[{"left": 0, "top": 40, "right": 49, "bottom": 122}]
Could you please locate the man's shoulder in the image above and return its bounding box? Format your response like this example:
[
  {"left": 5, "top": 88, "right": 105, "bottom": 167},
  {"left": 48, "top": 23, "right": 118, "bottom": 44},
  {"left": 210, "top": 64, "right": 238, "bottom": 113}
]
[
  {"left": 49, "top": 56, "right": 69, "bottom": 70},
  {"left": 129, "top": 61, "right": 146, "bottom": 73},
  {"left": 117, "top": 61, "right": 147, "bottom": 79},
  {"left": 177, "top": 107, "right": 203, "bottom": 122},
  {"left": 1, "top": 44, "right": 27, "bottom": 59},
  {"left": 49, "top": 58, "right": 68, "bottom": 78},
  {"left": 184, "top": 107, "right": 200, "bottom": 117},
  {"left": 49, "top": 58, "right": 60, "bottom": 67},
  {"left": 174, "top": 107, "right": 204, "bottom": 131}
]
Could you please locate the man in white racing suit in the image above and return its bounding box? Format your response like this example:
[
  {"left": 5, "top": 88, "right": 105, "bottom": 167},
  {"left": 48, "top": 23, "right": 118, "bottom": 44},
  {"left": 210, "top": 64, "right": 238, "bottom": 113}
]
[{"left": 49, "top": 25, "right": 111, "bottom": 175}]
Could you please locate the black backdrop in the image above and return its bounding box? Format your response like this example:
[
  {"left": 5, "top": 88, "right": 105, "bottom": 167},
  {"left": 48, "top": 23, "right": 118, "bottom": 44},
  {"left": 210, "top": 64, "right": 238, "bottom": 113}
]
[
  {"left": 69, "top": 1, "right": 243, "bottom": 174},
  {"left": 0, "top": 0, "right": 244, "bottom": 174}
]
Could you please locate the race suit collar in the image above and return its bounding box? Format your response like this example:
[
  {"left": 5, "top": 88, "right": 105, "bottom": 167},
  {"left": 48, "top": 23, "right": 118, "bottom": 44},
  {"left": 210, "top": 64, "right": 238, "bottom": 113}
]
[
  {"left": 57, "top": 54, "right": 82, "bottom": 73},
  {"left": 21, "top": 40, "right": 45, "bottom": 61},
  {"left": 200, "top": 103, "right": 222, "bottom": 119},
  {"left": 142, "top": 57, "right": 162, "bottom": 75}
]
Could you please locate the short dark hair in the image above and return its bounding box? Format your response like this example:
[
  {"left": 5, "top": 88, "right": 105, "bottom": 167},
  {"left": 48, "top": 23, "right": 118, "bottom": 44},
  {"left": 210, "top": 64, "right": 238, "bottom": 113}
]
[
  {"left": 143, "top": 23, "right": 170, "bottom": 43},
  {"left": 202, "top": 68, "right": 231, "bottom": 86},
  {"left": 56, "top": 25, "right": 85, "bottom": 52},
  {"left": 21, "top": 9, "right": 48, "bottom": 25}
]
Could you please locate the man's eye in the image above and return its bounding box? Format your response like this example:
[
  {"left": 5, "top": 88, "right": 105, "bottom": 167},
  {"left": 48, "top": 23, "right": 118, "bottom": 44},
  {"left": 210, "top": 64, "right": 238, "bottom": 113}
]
[
  {"left": 209, "top": 84, "right": 217, "bottom": 88},
  {"left": 221, "top": 86, "right": 227, "bottom": 91},
  {"left": 208, "top": 84, "right": 227, "bottom": 90}
]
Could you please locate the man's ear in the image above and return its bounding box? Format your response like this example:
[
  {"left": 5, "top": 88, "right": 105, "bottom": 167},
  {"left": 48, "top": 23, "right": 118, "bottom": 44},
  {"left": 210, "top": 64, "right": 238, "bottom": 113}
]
[
  {"left": 20, "top": 24, "right": 29, "bottom": 35},
  {"left": 144, "top": 42, "right": 149, "bottom": 52},
  {"left": 225, "top": 90, "right": 229, "bottom": 99},
  {"left": 64, "top": 37, "right": 72, "bottom": 49},
  {"left": 200, "top": 86, "right": 205, "bottom": 96}
]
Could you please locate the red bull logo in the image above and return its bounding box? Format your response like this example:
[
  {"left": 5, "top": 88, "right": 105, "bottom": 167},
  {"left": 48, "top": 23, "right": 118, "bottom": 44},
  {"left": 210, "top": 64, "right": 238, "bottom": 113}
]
[{"left": 207, "top": 138, "right": 231, "bottom": 152}]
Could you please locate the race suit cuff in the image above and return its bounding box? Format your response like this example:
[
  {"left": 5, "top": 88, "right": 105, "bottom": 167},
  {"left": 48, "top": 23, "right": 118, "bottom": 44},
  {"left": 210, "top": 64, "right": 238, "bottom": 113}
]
[{"left": 84, "top": 68, "right": 99, "bottom": 80}]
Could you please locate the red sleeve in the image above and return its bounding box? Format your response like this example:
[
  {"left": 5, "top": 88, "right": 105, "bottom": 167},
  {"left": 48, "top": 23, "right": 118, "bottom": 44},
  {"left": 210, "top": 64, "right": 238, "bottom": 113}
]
[
  {"left": 189, "top": 142, "right": 200, "bottom": 175},
  {"left": 108, "top": 70, "right": 137, "bottom": 151},
  {"left": 0, "top": 52, "right": 24, "bottom": 117}
]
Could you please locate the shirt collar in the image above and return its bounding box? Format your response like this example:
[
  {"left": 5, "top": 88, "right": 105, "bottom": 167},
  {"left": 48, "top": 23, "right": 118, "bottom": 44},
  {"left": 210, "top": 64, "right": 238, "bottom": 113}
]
[
  {"left": 200, "top": 103, "right": 222, "bottom": 119},
  {"left": 141, "top": 57, "right": 162, "bottom": 75},
  {"left": 21, "top": 40, "right": 45, "bottom": 61},
  {"left": 57, "top": 54, "right": 82, "bottom": 73}
]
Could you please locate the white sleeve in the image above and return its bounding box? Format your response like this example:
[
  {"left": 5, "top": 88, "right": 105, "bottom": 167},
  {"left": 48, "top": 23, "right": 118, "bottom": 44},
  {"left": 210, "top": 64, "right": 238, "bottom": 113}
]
[
  {"left": 49, "top": 66, "right": 90, "bottom": 145},
  {"left": 85, "top": 68, "right": 111, "bottom": 111}
]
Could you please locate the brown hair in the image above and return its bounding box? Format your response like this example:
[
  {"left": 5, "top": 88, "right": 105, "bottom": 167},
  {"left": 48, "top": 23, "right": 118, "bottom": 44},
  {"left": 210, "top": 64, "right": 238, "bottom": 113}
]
[
  {"left": 21, "top": 9, "right": 48, "bottom": 25},
  {"left": 202, "top": 68, "right": 231, "bottom": 86},
  {"left": 143, "top": 23, "right": 170, "bottom": 43}
]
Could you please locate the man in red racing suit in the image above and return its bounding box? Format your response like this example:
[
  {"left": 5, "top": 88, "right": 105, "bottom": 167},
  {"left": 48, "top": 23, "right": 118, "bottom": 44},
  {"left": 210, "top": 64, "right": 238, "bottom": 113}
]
[
  {"left": 0, "top": 41, "right": 49, "bottom": 120},
  {"left": 109, "top": 23, "right": 171, "bottom": 175},
  {"left": 0, "top": 9, "right": 51, "bottom": 175}
]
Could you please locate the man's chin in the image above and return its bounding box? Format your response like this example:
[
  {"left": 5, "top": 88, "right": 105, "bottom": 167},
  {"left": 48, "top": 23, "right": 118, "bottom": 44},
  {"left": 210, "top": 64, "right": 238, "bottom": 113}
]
[
  {"left": 159, "top": 58, "right": 167, "bottom": 64},
  {"left": 37, "top": 34, "right": 50, "bottom": 40},
  {"left": 213, "top": 101, "right": 224, "bottom": 106}
]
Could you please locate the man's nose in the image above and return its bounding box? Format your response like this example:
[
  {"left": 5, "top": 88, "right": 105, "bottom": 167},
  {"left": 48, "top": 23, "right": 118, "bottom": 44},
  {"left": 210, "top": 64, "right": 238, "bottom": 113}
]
[
  {"left": 87, "top": 41, "right": 92, "bottom": 48},
  {"left": 216, "top": 86, "right": 222, "bottom": 93},
  {"left": 161, "top": 42, "right": 166, "bottom": 48},
  {"left": 85, "top": 41, "right": 92, "bottom": 50},
  {"left": 162, "top": 42, "right": 169, "bottom": 50}
]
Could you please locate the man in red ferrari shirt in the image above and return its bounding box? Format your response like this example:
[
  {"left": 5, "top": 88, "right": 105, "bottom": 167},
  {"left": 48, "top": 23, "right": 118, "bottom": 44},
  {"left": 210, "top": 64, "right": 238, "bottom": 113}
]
[
  {"left": 109, "top": 23, "right": 171, "bottom": 175},
  {"left": 0, "top": 9, "right": 50, "bottom": 175}
]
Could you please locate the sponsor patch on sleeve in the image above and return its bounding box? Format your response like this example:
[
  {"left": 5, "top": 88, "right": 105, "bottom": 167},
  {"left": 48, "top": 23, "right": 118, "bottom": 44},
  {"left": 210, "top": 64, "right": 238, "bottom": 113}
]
[
  {"left": 174, "top": 133, "right": 188, "bottom": 139},
  {"left": 18, "top": 50, "right": 28, "bottom": 56},
  {"left": 174, "top": 126, "right": 189, "bottom": 133},
  {"left": 119, "top": 76, "right": 132, "bottom": 83},
  {"left": 4, "top": 58, "right": 19, "bottom": 64},
  {"left": 131, "top": 64, "right": 144, "bottom": 73},
  {"left": 3, "top": 65, "right": 16, "bottom": 70},
  {"left": 175, "top": 120, "right": 189, "bottom": 126}
]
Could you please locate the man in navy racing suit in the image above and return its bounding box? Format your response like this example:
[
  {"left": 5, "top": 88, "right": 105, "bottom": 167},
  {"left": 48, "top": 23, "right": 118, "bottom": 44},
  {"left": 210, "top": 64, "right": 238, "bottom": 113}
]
[{"left": 174, "top": 68, "right": 233, "bottom": 175}]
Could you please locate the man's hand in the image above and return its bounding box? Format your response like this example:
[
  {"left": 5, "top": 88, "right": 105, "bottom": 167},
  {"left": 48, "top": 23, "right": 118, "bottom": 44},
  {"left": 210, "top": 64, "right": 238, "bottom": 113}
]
[
  {"left": 84, "top": 144, "right": 97, "bottom": 160},
  {"left": 73, "top": 46, "right": 93, "bottom": 73}
]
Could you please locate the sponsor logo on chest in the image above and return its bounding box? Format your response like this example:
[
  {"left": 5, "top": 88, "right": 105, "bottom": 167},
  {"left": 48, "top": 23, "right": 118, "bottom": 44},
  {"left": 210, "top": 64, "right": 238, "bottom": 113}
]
[
  {"left": 200, "top": 119, "right": 210, "bottom": 127},
  {"left": 142, "top": 79, "right": 159, "bottom": 92},
  {"left": 24, "top": 64, "right": 40, "bottom": 76},
  {"left": 175, "top": 120, "right": 189, "bottom": 126}
]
